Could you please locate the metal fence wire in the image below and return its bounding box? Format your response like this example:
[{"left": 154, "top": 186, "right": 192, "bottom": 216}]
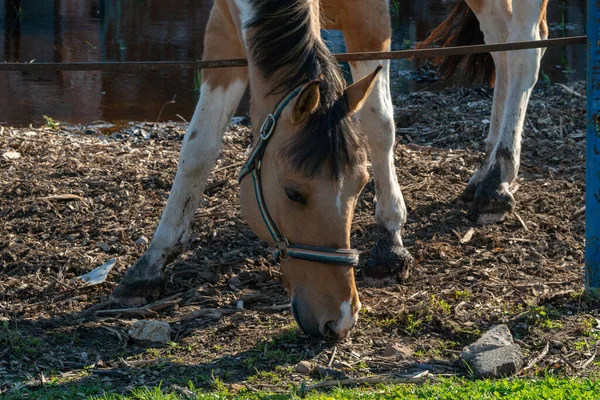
[{"left": 0, "top": 36, "right": 586, "bottom": 72}]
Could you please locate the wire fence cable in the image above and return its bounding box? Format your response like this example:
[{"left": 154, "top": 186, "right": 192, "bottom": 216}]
[{"left": 0, "top": 36, "right": 586, "bottom": 73}]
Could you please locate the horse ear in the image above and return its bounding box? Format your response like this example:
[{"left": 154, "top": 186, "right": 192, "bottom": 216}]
[
  {"left": 290, "top": 80, "right": 321, "bottom": 125},
  {"left": 345, "top": 64, "right": 383, "bottom": 113}
]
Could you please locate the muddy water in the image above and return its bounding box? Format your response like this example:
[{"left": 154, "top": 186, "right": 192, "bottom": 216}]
[{"left": 0, "top": 0, "right": 586, "bottom": 126}]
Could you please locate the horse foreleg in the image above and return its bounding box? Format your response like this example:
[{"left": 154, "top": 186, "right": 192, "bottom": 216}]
[
  {"left": 341, "top": 0, "right": 414, "bottom": 283},
  {"left": 458, "top": 0, "right": 511, "bottom": 204},
  {"left": 469, "top": 1, "right": 547, "bottom": 224},
  {"left": 460, "top": 52, "right": 508, "bottom": 204},
  {"left": 111, "top": 2, "right": 248, "bottom": 304}
]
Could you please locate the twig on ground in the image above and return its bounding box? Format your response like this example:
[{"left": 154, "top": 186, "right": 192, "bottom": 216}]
[
  {"left": 580, "top": 341, "right": 599, "bottom": 370},
  {"left": 560, "top": 354, "right": 580, "bottom": 372},
  {"left": 156, "top": 95, "right": 177, "bottom": 123},
  {"left": 305, "top": 371, "right": 431, "bottom": 391},
  {"left": 572, "top": 206, "right": 586, "bottom": 220},
  {"left": 328, "top": 346, "right": 337, "bottom": 368},
  {"left": 95, "top": 307, "right": 158, "bottom": 318},
  {"left": 212, "top": 161, "right": 245, "bottom": 174},
  {"left": 514, "top": 212, "right": 529, "bottom": 231},
  {"left": 557, "top": 83, "right": 584, "bottom": 99},
  {"left": 520, "top": 342, "right": 549, "bottom": 374},
  {"left": 27, "top": 194, "right": 84, "bottom": 203},
  {"left": 175, "top": 114, "right": 188, "bottom": 123}
]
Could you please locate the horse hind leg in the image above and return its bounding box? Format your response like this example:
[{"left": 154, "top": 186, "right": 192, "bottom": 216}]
[
  {"left": 339, "top": 0, "right": 414, "bottom": 283},
  {"left": 468, "top": 0, "right": 547, "bottom": 224},
  {"left": 111, "top": 1, "right": 248, "bottom": 304}
]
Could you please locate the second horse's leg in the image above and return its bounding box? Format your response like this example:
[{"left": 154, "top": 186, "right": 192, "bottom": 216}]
[{"left": 468, "top": 1, "right": 547, "bottom": 224}]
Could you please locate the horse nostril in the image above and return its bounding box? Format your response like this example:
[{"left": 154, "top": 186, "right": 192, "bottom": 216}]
[
  {"left": 324, "top": 320, "right": 347, "bottom": 340},
  {"left": 323, "top": 321, "right": 335, "bottom": 338}
]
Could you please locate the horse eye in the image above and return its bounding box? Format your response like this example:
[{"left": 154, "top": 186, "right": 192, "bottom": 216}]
[{"left": 285, "top": 188, "right": 306, "bottom": 204}]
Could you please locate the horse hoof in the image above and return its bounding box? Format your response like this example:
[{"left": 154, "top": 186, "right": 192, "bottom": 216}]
[
  {"left": 365, "top": 240, "right": 414, "bottom": 283},
  {"left": 110, "top": 255, "right": 165, "bottom": 305},
  {"left": 469, "top": 188, "right": 515, "bottom": 225},
  {"left": 457, "top": 183, "right": 477, "bottom": 205},
  {"left": 110, "top": 280, "right": 163, "bottom": 306}
]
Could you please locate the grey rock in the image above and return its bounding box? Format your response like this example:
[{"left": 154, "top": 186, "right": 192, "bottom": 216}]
[
  {"left": 135, "top": 236, "right": 149, "bottom": 246},
  {"left": 229, "top": 276, "right": 242, "bottom": 289},
  {"left": 316, "top": 366, "right": 346, "bottom": 379},
  {"left": 461, "top": 324, "right": 523, "bottom": 378},
  {"left": 463, "top": 324, "right": 514, "bottom": 354},
  {"left": 382, "top": 342, "right": 413, "bottom": 360},
  {"left": 462, "top": 345, "right": 523, "bottom": 378},
  {"left": 294, "top": 361, "right": 312, "bottom": 374},
  {"left": 128, "top": 320, "right": 170, "bottom": 346},
  {"left": 98, "top": 242, "right": 111, "bottom": 252}
]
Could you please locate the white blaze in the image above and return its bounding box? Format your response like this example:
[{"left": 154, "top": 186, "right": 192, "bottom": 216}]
[{"left": 330, "top": 297, "right": 359, "bottom": 336}]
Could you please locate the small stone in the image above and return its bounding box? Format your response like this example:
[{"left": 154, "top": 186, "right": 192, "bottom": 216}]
[
  {"left": 332, "top": 361, "right": 352, "bottom": 369},
  {"left": 229, "top": 276, "right": 242, "bottom": 288},
  {"left": 461, "top": 324, "right": 524, "bottom": 378},
  {"left": 316, "top": 366, "right": 346, "bottom": 379},
  {"left": 135, "top": 236, "right": 149, "bottom": 246},
  {"left": 463, "top": 345, "right": 523, "bottom": 378},
  {"left": 382, "top": 342, "right": 413, "bottom": 359},
  {"left": 462, "top": 324, "right": 514, "bottom": 354},
  {"left": 128, "top": 320, "right": 170, "bottom": 346},
  {"left": 2, "top": 150, "right": 21, "bottom": 161},
  {"left": 294, "top": 361, "right": 312, "bottom": 374},
  {"left": 98, "top": 242, "right": 110, "bottom": 252}
]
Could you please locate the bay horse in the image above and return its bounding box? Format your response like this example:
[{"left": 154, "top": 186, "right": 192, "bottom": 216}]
[{"left": 111, "top": 0, "right": 549, "bottom": 339}]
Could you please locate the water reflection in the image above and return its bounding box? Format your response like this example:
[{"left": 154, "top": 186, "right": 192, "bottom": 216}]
[{"left": 0, "top": 0, "right": 587, "bottom": 126}]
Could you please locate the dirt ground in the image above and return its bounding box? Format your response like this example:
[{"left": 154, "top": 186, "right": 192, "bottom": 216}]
[{"left": 1, "top": 81, "right": 598, "bottom": 396}]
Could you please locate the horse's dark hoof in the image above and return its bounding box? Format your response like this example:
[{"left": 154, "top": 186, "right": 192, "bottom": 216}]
[
  {"left": 469, "top": 187, "right": 515, "bottom": 225},
  {"left": 365, "top": 238, "right": 414, "bottom": 284},
  {"left": 457, "top": 182, "right": 478, "bottom": 205},
  {"left": 110, "top": 254, "right": 165, "bottom": 306}
]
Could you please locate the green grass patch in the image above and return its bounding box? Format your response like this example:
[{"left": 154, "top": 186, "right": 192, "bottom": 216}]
[{"left": 5, "top": 376, "right": 600, "bottom": 399}]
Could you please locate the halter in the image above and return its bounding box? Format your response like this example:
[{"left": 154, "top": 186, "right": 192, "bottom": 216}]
[{"left": 238, "top": 84, "right": 360, "bottom": 267}]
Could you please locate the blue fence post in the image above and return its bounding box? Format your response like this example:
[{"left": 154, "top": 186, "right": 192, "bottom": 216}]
[{"left": 586, "top": 0, "right": 600, "bottom": 292}]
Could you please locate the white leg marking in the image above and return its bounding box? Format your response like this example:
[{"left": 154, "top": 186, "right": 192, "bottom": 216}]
[
  {"left": 491, "top": 1, "right": 544, "bottom": 184},
  {"left": 351, "top": 60, "right": 406, "bottom": 239},
  {"left": 466, "top": 1, "right": 545, "bottom": 192},
  {"left": 149, "top": 80, "right": 247, "bottom": 253},
  {"left": 465, "top": 3, "right": 511, "bottom": 187}
]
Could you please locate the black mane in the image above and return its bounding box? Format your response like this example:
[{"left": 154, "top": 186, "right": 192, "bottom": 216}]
[{"left": 247, "top": 0, "right": 365, "bottom": 178}]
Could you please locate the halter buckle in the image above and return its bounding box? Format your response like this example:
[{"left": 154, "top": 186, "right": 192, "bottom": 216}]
[
  {"left": 275, "top": 238, "right": 290, "bottom": 261},
  {"left": 260, "top": 114, "right": 276, "bottom": 140}
]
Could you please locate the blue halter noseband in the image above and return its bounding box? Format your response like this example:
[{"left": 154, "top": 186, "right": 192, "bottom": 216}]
[{"left": 238, "top": 84, "right": 360, "bottom": 267}]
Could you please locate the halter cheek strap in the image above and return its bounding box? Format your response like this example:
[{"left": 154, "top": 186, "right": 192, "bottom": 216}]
[{"left": 238, "top": 84, "right": 360, "bottom": 267}]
